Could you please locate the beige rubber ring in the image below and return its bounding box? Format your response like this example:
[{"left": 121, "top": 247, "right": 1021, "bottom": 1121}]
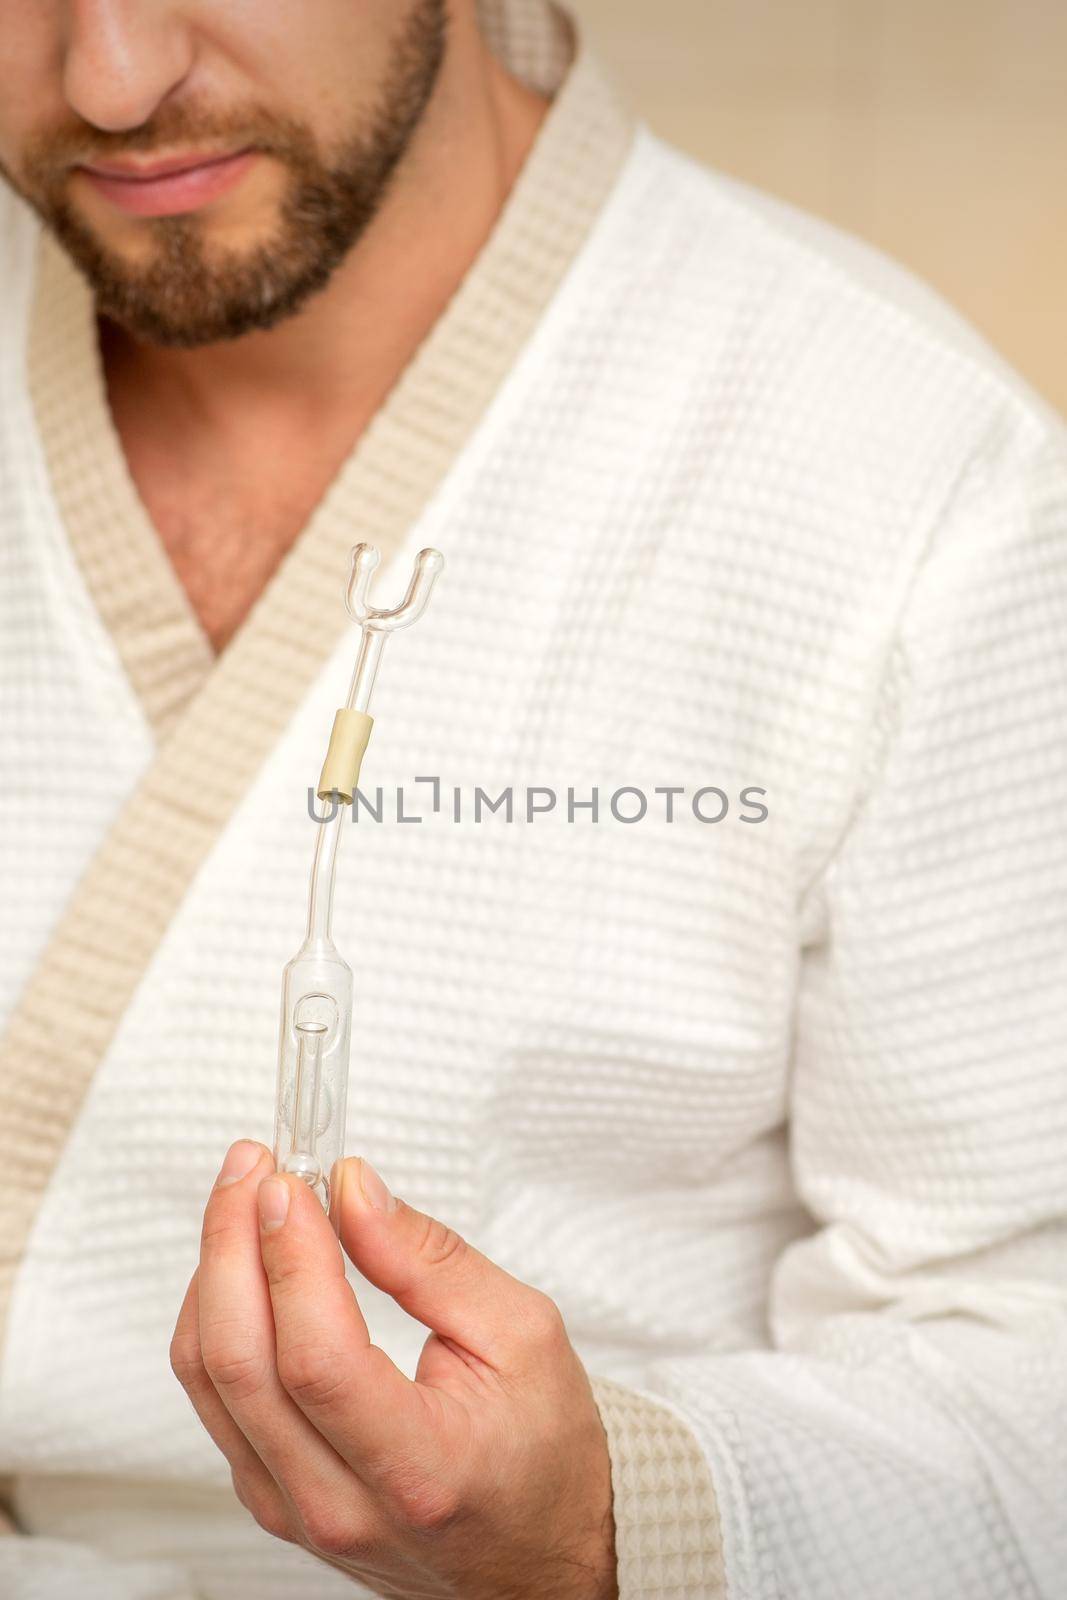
[{"left": 316, "top": 708, "right": 374, "bottom": 803}]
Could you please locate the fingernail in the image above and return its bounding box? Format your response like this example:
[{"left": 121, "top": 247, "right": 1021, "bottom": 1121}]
[
  {"left": 258, "top": 1177, "right": 290, "bottom": 1233},
  {"left": 216, "top": 1141, "right": 262, "bottom": 1188},
  {"left": 357, "top": 1157, "right": 397, "bottom": 1214}
]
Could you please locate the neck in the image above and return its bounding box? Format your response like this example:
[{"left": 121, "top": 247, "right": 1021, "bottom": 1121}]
[{"left": 101, "top": 17, "right": 549, "bottom": 442}]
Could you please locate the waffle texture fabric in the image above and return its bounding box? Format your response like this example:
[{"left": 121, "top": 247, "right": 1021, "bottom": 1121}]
[{"left": 1, "top": 11, "right": 1066, "bottom": 1600}]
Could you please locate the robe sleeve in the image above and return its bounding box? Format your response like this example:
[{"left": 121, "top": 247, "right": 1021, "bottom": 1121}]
[
  {"left": 591, "top": 410, "right": 1067, "bottom": 1600},
  {"left": 0, "top": 1531, "right": 198, "bottom": 1600}
]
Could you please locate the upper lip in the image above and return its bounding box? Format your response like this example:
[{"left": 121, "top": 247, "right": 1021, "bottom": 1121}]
[{"left": 77, "top": 148, "right": 249, "bottom": 181}]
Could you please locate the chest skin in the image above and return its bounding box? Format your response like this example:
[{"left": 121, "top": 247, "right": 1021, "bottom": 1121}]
[
  {"left": 99, "top": 316, "right": 378, "bottom": 654},
  {"left": 135, "top": 478, "right": 332, "bottom": 654}
]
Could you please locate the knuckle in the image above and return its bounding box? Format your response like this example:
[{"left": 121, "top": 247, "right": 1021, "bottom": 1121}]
[
  {"left": 169, "top": 1330, "right": 207, "bottom": 1392},
  {"left": 300, "top": 1508, "right": 375, "bottom": 1561},
  {"left": 526, "top": 1290, "right": 568, "bottom": 1350},
  {"left": 384, "top": 1466, "right": 465, "bottom": 1538},
  {"left": 263, "top": 1250, "right": 306, "bottom": 1291},
  {"left": 205, "top": 1351, "right": 270, "bottom": 1400},
  {"left": 405, "top": 1483, "right": 466, "bottom": 1538},
  {"left": 231, "top": 1472, "right": 292, "bottom": 1542},
  {"left": 200, "top": 1197, "right": 243, "bottom": 1251},
  {"left": 276, "top": 1342, "right": 348, "bottom": 1409},
  {"left": 201, "top": 1326, "right": 271, "bottom": 1401},
  {"left": 411, "top": 1208, "right": 467, "bottom": 1271}
]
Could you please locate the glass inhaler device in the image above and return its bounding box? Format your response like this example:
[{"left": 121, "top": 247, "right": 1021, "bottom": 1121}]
[{"left": 273, "top": 542, "right": 443, "bottom": 1207}]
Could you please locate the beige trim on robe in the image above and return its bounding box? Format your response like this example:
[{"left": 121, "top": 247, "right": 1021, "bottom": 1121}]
[
  {"left": 28, "top": 234, "right": 216, "bottom": 742},
  {"left": 0, "top": 13, "right": 636, "bottom": 1346}
]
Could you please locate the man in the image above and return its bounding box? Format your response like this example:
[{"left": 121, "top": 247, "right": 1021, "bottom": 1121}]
[{"left": 0, "top": 1, "right": 1063, "bottom": 1597}]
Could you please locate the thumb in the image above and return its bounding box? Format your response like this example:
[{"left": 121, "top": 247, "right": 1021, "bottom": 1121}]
[{"left": 332, "top": 1156, "right": 555, "bottom": 1370}]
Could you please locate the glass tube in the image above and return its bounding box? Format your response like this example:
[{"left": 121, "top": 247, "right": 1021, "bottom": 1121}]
[
  {"left": 272, "top": 802, "right": 352, "bottom": 1208},
  {"left": 272, "top": 544, "right": 443, "bottom": 1209}
]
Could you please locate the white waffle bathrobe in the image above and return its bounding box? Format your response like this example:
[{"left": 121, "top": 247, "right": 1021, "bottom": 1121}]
[{"left": 0, "top": 6, "right": 1065, "bottom": 1597}]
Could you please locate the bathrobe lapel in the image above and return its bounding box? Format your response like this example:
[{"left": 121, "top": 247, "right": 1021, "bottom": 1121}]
[{"left": 0, "top": 38, "right": 634, "bottom": 1351}]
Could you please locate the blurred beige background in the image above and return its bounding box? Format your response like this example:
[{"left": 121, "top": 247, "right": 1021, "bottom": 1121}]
[{"left": 572, "top": 0, "right": 1066, "bottom": 415}]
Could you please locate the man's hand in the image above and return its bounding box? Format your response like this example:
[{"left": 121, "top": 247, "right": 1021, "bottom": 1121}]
[{"left": 170, "top": 1141, "right": 618, "bottom": 1600}]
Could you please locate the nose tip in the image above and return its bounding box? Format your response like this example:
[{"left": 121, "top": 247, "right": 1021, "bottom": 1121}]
[{"left": 62, "top": 7, "right": 194, "bottom": 134}]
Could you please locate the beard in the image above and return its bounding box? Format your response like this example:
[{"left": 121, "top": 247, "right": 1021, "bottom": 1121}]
[{"left": 9, "top": 0, "right": 446, "bottom": 348}]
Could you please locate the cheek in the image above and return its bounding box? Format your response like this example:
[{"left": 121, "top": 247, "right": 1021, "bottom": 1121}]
[
  {"left": 199, "top": 0, "right": 404, "bottom": 132},
  {"left": 0, "top": 15, "right": 66, "bottom": 175}
]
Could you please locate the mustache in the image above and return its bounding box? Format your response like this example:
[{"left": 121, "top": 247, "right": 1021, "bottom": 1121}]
[{"left": 21, "top": 100, "right": 316, "bottom": 181}]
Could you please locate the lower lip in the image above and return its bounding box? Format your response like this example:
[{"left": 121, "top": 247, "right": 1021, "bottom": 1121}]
[{"left": 76, "top": 149, "right": 257, "bottom": 217}]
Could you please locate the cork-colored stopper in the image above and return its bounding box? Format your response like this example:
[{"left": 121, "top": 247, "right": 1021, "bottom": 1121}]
[{"left": 316, "top": 708, "right": 374, "bottom": 804}]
